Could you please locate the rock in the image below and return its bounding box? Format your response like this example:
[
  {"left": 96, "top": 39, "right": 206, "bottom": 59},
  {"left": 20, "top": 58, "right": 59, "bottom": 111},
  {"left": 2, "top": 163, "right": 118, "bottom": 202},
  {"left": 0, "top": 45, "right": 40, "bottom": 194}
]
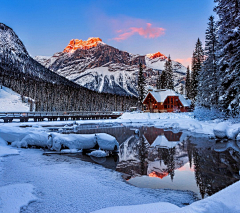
[
  {"left": 89, "top": 150, "right": 107, "bottom": 158},
  {"left": 213, "top": 122, "right": 229, "bottom": 139}
]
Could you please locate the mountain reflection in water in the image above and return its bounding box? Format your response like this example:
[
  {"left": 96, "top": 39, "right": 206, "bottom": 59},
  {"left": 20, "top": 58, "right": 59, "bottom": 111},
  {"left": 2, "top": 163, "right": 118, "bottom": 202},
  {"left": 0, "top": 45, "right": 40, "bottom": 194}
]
[{"left": 73, "top": 125, "right": 240, "bottom": 199}]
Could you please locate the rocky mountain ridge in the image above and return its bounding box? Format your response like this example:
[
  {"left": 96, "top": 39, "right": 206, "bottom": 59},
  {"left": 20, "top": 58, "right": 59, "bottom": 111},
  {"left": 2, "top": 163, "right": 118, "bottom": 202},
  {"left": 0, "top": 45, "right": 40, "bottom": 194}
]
[{"left": 36, "top": 37, "right": 187, "bottom": 96}]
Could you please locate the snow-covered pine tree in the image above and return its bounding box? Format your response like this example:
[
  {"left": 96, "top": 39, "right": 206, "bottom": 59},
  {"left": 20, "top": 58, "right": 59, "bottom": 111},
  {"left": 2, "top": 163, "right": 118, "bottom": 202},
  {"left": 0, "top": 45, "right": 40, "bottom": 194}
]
[
  {"left": 165, "top": 55, "right": 174, "bottom": 90},
  {"left": 137, "top": 62, "right": 147, "bottom": 107},
  {"left": 197, "top": 16, "right": 218, "bottom": 108},
  {"left": 185, "top": 66, "right": 191, "bottom": 99},
  {"left": 160, "top": 70, "right": 167, "bottom": 89},
  {"left": 191, "top": 38, "right": 204, "bottom": 103},
  {"left": 180, "top": 84, "right": 184, "bottom": 95},
  {"left": 156, "top": 71, "right": 161, "bottom": 89},
  {"left": 214, "top": 0, "right": 240, "bottom": 116}
]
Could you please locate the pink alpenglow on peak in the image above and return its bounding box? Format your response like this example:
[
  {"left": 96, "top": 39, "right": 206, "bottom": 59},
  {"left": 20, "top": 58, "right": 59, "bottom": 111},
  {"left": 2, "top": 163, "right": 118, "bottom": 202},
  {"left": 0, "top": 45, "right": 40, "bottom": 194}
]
[
  {"left": 63, "top": 37, "right": 103, "bottom": 53},
  {"left": 146, "top": 52, "right": 167, "bottom": 59}
]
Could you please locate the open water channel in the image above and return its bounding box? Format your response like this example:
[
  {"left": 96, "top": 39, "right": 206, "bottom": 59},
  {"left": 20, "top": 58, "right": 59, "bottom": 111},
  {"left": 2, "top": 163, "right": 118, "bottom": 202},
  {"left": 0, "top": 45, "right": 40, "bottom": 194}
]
[{"left": 47, "top": 123, "right": 240, "bottom": 200}]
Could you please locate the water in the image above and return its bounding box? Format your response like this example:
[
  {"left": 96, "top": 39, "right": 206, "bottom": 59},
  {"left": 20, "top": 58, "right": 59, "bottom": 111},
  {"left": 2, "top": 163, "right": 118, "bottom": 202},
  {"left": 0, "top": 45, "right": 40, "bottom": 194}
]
[{"left": 52, "top": 125, "right": 240, "bottom": 199}]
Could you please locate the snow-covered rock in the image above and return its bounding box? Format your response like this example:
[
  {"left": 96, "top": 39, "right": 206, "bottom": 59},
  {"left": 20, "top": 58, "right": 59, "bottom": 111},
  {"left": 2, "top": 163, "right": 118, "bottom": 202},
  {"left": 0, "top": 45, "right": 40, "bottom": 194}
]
[
  {"left": 213, "top": 122, "right": 229, "bottom": 139},
  {"left": 213, "top": 122, "right": 240, "bottom": 140},
  {"left": 12, "top": 133, "right": 48, "bottom": 148},
  {"left": 96, "top": 133, "right": 119, "bottom": 151},
  {"left": 226, "top": 124, "right": 240, "bottom": 140},
  {"left": 89, "top": 150, "right": 107, "bottom": 158},
  {"left": 47, "top": 133, "right": 119, "bottom": 152},
  {"left": 47, "top": 133, "right": 97, "bottom": 151}
]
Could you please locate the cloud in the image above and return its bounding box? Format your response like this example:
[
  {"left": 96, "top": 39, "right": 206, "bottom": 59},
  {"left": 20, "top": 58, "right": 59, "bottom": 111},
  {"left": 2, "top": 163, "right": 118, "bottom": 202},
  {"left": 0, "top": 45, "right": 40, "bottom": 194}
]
[
  {"left": 175, "top": 57, "right": 192, "bottom": 67},
  {"left": 113, "top": 23, "right": 165, "bottom": 41}
]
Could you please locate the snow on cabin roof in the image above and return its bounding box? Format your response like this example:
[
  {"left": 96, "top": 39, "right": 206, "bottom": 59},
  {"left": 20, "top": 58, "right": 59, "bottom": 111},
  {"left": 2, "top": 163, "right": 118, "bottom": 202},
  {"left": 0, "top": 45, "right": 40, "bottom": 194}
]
[{"left": 143, "top": 89, "right": 191, "bottom": 107}]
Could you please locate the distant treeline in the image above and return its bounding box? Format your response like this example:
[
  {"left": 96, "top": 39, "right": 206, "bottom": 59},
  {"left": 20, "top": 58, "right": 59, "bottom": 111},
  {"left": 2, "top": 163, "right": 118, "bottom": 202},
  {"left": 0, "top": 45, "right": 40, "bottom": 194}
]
[{"left": 0, "top": 55, "right": 138, "bottom": 112}]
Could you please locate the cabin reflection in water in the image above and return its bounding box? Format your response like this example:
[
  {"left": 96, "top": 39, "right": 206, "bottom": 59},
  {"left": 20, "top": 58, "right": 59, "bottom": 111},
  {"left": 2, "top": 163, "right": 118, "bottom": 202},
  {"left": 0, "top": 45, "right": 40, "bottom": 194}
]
[{"left": 116, "top": 127, "right": 240, "bottom": 199}]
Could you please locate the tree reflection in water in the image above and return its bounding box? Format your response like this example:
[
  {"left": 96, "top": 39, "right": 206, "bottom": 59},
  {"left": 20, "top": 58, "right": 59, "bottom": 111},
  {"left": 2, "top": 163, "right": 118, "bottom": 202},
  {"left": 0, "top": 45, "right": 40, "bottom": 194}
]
[
  {"left": 71, "top": 125, "right": 240, "bottom": 199},
  {"left": 116, "top": 126, "right": 240, "bottom": 199}
]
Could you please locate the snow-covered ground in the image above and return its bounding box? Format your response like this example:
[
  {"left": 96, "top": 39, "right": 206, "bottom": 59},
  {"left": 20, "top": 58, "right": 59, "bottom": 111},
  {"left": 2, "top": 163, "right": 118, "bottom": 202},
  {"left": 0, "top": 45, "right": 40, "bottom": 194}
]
[
  {"left": 0, "top": 112, "right": 240, "bottom": 212},
  {"left": 0, "top": 86, "right": 30, "bottom": 112},
  {"left": 92, "top": 179, "right": 240, "bottom": 213},
  {"left": 0, "top": 144, "right": 196, "bottom": 213}
]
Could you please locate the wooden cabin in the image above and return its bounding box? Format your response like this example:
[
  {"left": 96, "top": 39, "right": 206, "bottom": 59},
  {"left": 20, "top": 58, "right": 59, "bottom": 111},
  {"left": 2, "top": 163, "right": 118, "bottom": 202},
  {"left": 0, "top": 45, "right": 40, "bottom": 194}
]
[{"left": 142, "top": 89, "right": 191, "bottom": 113}]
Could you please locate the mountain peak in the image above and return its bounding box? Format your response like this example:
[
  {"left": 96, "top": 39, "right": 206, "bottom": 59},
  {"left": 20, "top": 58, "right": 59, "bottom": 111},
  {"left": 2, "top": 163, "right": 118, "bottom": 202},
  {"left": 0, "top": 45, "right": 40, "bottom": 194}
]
[
  {"left": 0, "top": 23, "right": 28, "bottom": 55},
  {"left": 146, "top": 52, "right": 167, "bottom": 59},
  {"left": 63, "top": 37, "right": 103, "bottom": 53}
]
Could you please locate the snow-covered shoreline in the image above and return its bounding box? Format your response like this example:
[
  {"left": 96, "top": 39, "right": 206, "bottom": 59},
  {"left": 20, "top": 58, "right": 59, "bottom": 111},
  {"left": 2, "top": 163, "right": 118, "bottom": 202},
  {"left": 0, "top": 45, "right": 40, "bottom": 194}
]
[
  {"left": 0, "top": 112, "right": 240, "bottom": 212},
  {"left": 1, "top": 112, "right": 239, "bottom": 139}
]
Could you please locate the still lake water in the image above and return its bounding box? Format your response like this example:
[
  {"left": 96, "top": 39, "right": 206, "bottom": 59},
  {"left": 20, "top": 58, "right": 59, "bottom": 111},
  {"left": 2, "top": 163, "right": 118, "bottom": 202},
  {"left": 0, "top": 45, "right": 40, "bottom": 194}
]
[{"left": 52, "top": 124, "right": 240, "bottom": 199}]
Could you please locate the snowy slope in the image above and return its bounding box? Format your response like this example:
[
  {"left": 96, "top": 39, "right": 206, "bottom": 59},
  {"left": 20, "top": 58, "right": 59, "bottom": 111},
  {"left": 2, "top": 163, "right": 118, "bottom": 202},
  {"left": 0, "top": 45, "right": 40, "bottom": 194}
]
[
  {"left": 0, "top": 86, "right": 30, "bottom": 112},
  {"left": 68, "top": 67, "right": 138, "bottom": 96}
]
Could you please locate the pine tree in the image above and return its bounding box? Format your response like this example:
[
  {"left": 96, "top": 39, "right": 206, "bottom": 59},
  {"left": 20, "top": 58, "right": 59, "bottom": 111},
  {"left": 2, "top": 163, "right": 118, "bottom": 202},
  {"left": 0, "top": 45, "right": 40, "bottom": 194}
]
[
  {"left": 180, "top": 84, "right": 184, "bottom": 95},
  {"left": 137, "top": 62, "right": 146, "bottom": 107},
  {"left": 165, "top": 55, "right": 174, "bottom": 90},
  {"left": 156, "top": 71, "right": 161, "bottom": 89},
  {"left": 198, "top": 16, "right": 218, "bottom": 108},
  {"left": 214, "top": 0, "right": 240, "bottom": 116},
  {"left": 191, "top": 38, "right": 204, "bottom": 103},
  {"left": 185, "top": 66, "right": 191, "bottom": 99},
  {"left": 160, "top": 70, "right": 167, "bottom": 89}
]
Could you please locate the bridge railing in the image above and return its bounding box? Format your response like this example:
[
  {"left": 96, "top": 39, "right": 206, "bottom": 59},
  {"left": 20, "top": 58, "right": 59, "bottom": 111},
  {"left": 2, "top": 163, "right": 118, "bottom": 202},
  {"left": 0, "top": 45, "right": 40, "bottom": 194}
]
[{"left": 0, "top": 111, "right": 123, "bottom": 118}]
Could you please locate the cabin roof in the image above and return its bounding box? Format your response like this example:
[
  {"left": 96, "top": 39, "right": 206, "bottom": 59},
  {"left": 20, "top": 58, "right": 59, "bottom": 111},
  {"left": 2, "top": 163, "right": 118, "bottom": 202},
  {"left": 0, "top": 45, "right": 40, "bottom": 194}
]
[{"left": 143, "top": 89, "right": 191, "bottom": 107}]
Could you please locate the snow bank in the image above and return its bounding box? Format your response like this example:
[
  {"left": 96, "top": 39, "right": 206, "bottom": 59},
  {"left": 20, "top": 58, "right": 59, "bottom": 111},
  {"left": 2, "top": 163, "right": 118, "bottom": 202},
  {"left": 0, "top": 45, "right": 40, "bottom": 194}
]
[
  {"left": 91, "top": 180, "right": 240, "bottom": 213},
  {"left": 12, "top": 133, "right": 48, "bottom": 148},
  {"left": 213, "top": 122, "right": 240, "bottom": 140},
  {"left": 0, "top": 146, "right": 20, "bottom": 157},
  {"left": 48, "top": 133, "right": 119, "bottom": 152},
  {"left": 0, "top": 126, "right": 32, "bottom": 143},
  {"left": 119, "top": 112, "right": 240, "bottom": 139},
  {"left": 0, "top": 184, "right": 36, "bottom": 213},
  {"left": 0, "top": 137, "right": 19, "bottom": 157},
  {"left": 91, "top": 202, "right": 180, "bottom": 213},
  {"left": 89, "top": 150, "right": 107, "bottom": 157},
  {"left": 118, "top": 112, "right": 194, "bottom": 120},
  {"left": 181, "top": 180, "right": 240, "bottom": 212}
]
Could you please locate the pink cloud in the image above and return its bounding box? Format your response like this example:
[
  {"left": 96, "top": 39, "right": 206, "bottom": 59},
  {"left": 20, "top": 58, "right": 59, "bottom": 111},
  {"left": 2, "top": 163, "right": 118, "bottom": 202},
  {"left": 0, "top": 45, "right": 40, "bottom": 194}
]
[{"left": 113, "top": 23, "right": 165, "bottom": 41}]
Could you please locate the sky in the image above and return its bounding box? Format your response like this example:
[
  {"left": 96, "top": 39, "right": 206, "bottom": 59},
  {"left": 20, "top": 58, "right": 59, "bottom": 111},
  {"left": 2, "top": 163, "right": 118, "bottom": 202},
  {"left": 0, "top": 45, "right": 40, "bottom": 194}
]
[{"left": 0, "top": 0, "right": 216, "bottom": 67}]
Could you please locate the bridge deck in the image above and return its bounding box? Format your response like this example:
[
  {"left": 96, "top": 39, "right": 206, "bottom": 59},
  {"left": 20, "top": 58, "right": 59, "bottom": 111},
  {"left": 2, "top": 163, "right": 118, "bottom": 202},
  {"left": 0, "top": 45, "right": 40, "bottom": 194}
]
[{"left": 0, "top": 111, "right": 123, "bottom": 123}]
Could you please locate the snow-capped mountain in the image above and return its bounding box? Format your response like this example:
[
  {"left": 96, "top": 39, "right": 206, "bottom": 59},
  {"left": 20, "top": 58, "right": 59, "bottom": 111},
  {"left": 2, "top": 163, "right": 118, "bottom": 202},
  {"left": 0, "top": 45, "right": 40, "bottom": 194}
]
[
  {"left": 35, "top": 38, "right": 187, "bottom": 96},
  {"left": 0, "top": 23, "right": 138, "bottom": 112},
  {"left": 0, "top": 23, "right": 77, "bottom": 87}
]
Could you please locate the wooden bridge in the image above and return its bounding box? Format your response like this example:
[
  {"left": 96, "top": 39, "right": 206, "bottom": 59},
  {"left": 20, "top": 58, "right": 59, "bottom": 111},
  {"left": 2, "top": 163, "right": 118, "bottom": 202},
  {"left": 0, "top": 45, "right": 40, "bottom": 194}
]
[{"left": 0, "top": 111, "right": 123, "bottom": 123}]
